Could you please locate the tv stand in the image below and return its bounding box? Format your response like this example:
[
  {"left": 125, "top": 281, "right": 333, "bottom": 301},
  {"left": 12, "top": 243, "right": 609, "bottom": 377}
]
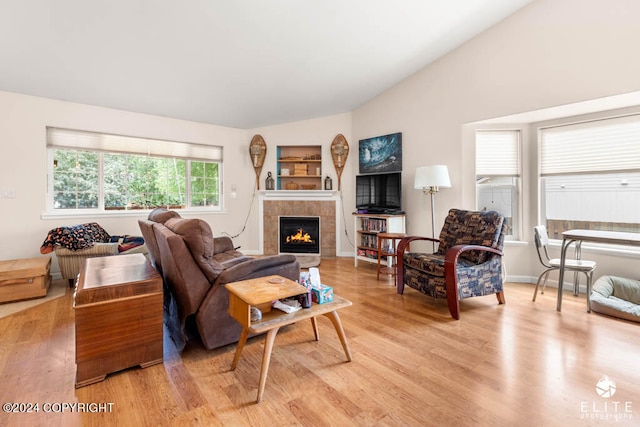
[
  {"left": 353, "top": 213, "right": 406, "bottom": 267},
  {"left": 358, "top": 208, "right": 403, "bottom": 215}
]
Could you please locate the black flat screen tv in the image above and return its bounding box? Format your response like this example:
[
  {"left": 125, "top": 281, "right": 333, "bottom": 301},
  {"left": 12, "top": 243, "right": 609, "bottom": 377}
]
[{"left": 355, "top": 172, "right": 402, "bottom": 213}]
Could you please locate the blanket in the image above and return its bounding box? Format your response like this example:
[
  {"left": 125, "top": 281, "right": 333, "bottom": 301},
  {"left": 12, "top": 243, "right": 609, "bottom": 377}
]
[
  {"left": 110, "top": 235, "right": 145, "bottom": 252},
  {"left": 40, "top": 223, "right": 111, "bottom": 254}
]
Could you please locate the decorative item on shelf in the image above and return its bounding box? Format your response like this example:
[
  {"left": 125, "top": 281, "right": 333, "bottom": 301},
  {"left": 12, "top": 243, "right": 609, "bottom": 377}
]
[
  {"left": 265, "top": 171, "right": 275, "bottom": 190},
  {"left": 331, "top": 134, "right": 349, "bottom": 190},
  {"left": 249, "top": 135, "right": 267, "bottom": 189},
  {"left": 324, "top": 175, "right": 333, "bottom": 191},
  {"left": 281, "top": 168, "right": 290, "bottom": 176},
  {"left": 414, "top": 165, "right": 451, "bottom": 252},
  {"left": 286, "top": 182, "right": 299, "bottom": 190},
  {"left": 301, "top": 184, "right": 316, "bottom": 190}
]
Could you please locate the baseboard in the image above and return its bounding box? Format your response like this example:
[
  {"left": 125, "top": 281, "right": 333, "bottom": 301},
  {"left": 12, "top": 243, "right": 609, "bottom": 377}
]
[{"left": 505, "top": 275, "right": 590, "bottom": 294}]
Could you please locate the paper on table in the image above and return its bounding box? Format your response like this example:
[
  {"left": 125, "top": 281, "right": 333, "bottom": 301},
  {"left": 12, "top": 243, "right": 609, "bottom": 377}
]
[{"left": 272, "top": 299, "right": 301, "bottom": 313}]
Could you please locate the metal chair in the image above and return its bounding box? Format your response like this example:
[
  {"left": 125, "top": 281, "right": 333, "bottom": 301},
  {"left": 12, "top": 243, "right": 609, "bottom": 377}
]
[{"left": 532, "top": 225, "right": 597, "bottom": 310}]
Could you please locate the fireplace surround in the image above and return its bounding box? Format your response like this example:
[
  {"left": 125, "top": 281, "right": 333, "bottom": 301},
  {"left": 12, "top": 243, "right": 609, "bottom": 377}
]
[{"left": 259, "top": 191, "right": 340, "bottom": 258}]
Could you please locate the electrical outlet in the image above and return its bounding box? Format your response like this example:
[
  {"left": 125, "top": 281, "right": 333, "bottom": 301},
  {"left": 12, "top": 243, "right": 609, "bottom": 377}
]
[{"left": 1, "top": 189, "right": 16, "bottom": 198}]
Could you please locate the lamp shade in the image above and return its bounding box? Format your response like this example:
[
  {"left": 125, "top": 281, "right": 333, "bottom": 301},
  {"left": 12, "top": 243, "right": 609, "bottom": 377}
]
[{"left": 414, "top": 165, "right": 451, "bottom": 189}]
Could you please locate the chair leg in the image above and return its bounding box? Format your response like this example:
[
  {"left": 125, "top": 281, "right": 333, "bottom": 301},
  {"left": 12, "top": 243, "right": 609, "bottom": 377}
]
[
  {"left": 446, "top": 281, "right": 461, "bottom": 320},
  {"left": 574, "top": 272, "right": 581, "bottom": 296},
  {"left": 396, "top": 270, "right": 405, "bottom": 294},
  {"left": 540, "top": 271, "right": 550, "bottom": 294},
  {"left": 447, "top": 299, "right": 460, "bottom": 320},
  {"left": 496, "top": 291, "right": 505, "bottom": 305},
  {"left": 532, "top": 272, "right": 545, "bottom": 301},
  {"left": 586, "top": 272, "right": 593, "bottom": 313},
  {"left": 533, "top": 269, "right": 553, "bottom": 301}
]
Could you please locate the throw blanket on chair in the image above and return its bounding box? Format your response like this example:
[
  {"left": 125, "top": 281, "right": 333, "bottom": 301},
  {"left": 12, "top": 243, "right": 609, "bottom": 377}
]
[
  {"left": 40, "top": 223, "right": 111, "bottom": 254},
  {"left": 110, "top": 235, "right": 145, "bottom": 252}
]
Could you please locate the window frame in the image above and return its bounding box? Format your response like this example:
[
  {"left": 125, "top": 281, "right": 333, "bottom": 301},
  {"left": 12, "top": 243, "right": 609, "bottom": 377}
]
[
  {"left": 538, "top": 113, "right": 640, "bottom": 239},
  {"left": 475, "top": 128, "right": 522, "bottom": 240},
  {"left": 45, "top": 128, "right": 223, "bottom": 216}
]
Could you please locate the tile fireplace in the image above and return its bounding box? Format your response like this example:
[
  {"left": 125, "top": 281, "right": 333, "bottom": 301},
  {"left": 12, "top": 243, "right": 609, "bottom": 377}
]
[{"left": 259, "top": 191, "right": 341, "bottom": 258}]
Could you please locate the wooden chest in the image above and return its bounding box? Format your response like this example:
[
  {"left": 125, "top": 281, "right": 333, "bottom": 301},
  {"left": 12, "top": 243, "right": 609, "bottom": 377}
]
[
  {"left": 0, "top": 257, "right": 51, "bottom": 304},
  {"left": 73, "top": 254, "right": 163, "bottom": 388}
]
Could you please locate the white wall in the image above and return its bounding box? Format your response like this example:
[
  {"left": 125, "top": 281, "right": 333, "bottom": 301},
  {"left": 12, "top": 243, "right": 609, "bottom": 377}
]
[
  {"left": 0, "top": 90, "right": 250, "bottom": 274},
  {"left": 250, "top": 113, "right": 353, "bottom": 256},
  {"left": 0, "top": 91, "right": 354, "bottom": 276},
  {"left": 4, "top": 0, "right": 640, "bottom": 283},
  {"left": 352, "top": 0, "right": 640, "bottom": 282}
]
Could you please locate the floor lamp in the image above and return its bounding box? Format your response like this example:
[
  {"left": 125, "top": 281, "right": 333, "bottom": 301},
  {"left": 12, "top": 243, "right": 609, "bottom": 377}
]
[{"left": 414, "top": 165, "right": 451, "bottom": 252}]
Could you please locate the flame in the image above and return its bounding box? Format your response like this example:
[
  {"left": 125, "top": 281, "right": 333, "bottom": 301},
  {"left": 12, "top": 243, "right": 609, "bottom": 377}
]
[{"left": 286, "top": 228, "right": 314, "bottom": 243}]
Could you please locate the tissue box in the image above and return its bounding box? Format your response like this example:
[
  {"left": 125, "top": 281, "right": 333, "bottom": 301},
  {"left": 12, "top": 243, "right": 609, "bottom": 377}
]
[{"left": 311, "top": 284, "right": 334, "bottom": 304}]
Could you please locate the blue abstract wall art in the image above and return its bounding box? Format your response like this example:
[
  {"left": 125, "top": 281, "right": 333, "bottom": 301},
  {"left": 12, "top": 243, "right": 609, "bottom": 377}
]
[{"left": 358, "top": 132, "right": 402, "bottom": 174}]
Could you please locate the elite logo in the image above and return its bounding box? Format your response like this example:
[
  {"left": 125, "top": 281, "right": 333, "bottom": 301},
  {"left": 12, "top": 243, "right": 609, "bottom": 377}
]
[{"left": 595, "top": 375, "right": 617, "bottom": 399}]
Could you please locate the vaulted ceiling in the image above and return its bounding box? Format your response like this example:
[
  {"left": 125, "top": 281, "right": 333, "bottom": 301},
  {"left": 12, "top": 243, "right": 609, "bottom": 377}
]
[{"left": 0, "top": 0, "right": 533, "bottom": 129}]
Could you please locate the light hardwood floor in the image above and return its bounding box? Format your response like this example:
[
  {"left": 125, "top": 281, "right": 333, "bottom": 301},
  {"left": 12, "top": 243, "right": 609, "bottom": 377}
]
[{"left": 1, "top": 257, "right": 639, "bottom": 426}]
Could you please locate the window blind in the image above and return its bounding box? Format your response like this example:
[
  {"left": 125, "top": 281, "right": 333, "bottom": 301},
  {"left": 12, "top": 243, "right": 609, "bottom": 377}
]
[
  {"left": 46, "top": 127, "right": 222, "bottom": 162},
  {"left": 475, "top": 130, "right": 520, "bottom": 176},
  {"left": 540, "top": 114, "right": 640, "bottom": 176}
]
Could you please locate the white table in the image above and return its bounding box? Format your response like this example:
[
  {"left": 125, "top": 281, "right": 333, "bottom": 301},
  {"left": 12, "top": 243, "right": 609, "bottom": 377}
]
[{"left": 557, "top": 229, "right": 640, "bottom": 311}]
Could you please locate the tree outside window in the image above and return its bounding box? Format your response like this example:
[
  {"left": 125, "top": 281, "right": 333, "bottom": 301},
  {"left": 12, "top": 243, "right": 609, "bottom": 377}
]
[
  {"left": 52, "top": 149, "right": 218, "bottom": 211},
  {"left": 53, "top": 150, "right": 99, "bottom": 209}
]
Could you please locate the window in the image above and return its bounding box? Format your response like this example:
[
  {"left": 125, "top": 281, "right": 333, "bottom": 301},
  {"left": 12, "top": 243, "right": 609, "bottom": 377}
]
[
  {"left": 47, "top": 127, "right": 222, "bottom": 212},
  {"left": 540, "top": 114, "right": 640, "bottom": 239},
  {"left": 475, "top": 130, "right": 521, "bottom": 238}
]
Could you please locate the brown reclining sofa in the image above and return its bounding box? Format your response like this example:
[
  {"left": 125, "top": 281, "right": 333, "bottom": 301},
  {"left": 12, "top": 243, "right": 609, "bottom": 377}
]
[{"left": 139, "top": 208, "right": 300, "bottom": 351}]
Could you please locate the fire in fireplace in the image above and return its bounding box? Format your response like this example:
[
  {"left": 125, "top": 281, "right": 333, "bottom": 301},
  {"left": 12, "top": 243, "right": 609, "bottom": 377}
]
[{"left": 279, "top": 216, "right": 320, "bottom": 255}]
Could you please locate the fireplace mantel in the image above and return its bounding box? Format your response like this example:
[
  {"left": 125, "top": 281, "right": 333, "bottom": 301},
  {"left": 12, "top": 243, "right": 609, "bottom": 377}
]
[
  {"left": 258, "top": 191, "right": 342, "bottom": 257},
  {"left": 260, "top": 190, "right": 336, "bottom": 198}
]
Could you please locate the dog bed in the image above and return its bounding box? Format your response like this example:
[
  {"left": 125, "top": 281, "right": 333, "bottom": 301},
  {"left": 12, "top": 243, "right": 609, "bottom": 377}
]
[{"left": 590, "top": 275, "right": 640, "bottom": 322}]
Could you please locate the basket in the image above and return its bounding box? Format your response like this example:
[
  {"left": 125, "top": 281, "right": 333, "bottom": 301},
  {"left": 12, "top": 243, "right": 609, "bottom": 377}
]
[{"left": 301, "top": 184, "right": 316, "bottom": 190}]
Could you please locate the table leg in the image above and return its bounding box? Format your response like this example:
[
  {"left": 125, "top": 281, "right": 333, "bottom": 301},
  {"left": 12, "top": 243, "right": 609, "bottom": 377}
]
[
  {"left": 310, "top": 317, "right": 319, "bottom": 341},
  {"left": 573, "top": 241, "right": 582, "bottom": 296},
  {"left": 376, "top": 237, "right": 383, "bottom": 280},
  {"left": 556, "top": 238, "right": 574, "bottom": 312},
  {"left": 257, "top": 326, "right": 281, "bottom": 403},
  {"left": 231, "top": 327, "right": 249, "bottom": 370},
  {"left": 322, "top": 310, "right": 352, "bottom": 362}
]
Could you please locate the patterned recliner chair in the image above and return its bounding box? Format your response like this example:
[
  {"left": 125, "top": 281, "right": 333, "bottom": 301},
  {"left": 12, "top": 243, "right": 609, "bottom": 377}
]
[{"left": 397, "top": 208, "right": 507, "bottom": 319}]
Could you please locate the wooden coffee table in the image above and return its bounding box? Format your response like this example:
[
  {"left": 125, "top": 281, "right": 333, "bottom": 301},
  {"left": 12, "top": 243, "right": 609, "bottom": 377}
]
[{"left": 226, "top": 275, "right": 352, "bottom": 402}]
